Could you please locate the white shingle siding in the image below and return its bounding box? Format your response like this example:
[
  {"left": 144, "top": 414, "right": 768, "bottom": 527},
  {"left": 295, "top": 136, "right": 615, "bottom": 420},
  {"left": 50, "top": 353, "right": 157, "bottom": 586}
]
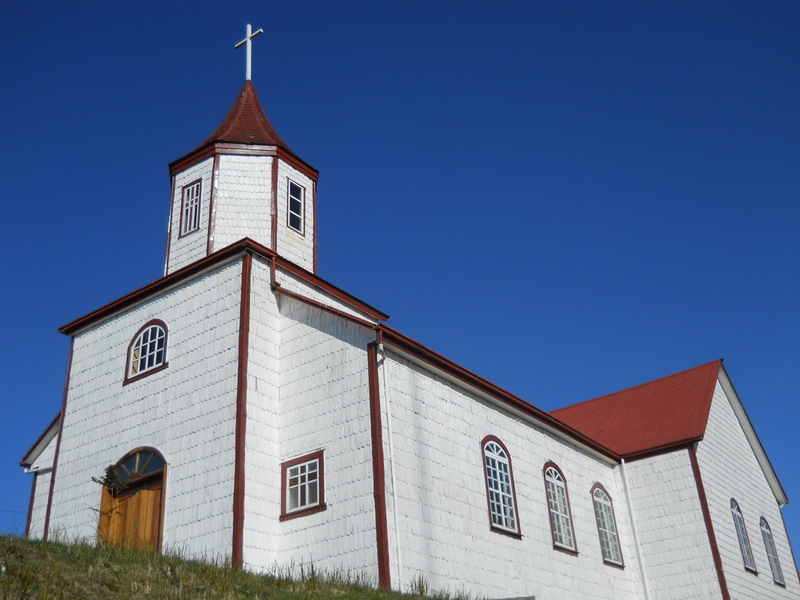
[
  {"left": 167, "top": 155, "right": 316, "bottom": 275},
  {"left": 378, "top": 351, "right": 640, "bottom": 599},
  {"left": 276, "top": 161, "right": 315, "bottom": 272},
  {"left": 242, "top": 258, "right": 282, "bottom": 569},
  {"left": 622, "top": 451, "right": 720, "bottom": 599},
  {"left": 213, "top": 155, "right": 272, "bottom": 251},
  {"left": 274, "top": 298, "right": 377, "bottom": 576},
  {"left": 35, "top": 247, "right": 800, "bottom": 599},
  {"left": 274, "top": 266, "right": 379, "bottom": 324},
  {"left": 48, "top": 260, "right": 243, "bottom": 558},
  {"left": 27, "top": 471, "right": 51, "bottom": 540},
  {"left": 167, "top": 158, "right": 214, "bottom": 274},
  {"left": 696, "top": 379, "right": 799, "bottom": 598},
  {"left": 25, "top": 432, "right": 58, "bottom": 540}
]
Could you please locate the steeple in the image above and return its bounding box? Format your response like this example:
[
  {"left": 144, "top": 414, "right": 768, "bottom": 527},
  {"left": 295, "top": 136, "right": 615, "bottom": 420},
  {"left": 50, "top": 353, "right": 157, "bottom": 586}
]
[
  {"left": 165, "top": 64, "right": 318, "bottom": 277},
  {"left": 190, "top": 80, "right": 301, "bottom": 162}
]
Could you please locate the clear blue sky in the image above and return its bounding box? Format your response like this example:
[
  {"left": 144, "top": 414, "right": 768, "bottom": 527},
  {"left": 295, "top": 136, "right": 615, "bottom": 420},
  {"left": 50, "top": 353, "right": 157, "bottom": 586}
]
[{"left": 1, "top": 1, "right": 798, "bottom": 556}]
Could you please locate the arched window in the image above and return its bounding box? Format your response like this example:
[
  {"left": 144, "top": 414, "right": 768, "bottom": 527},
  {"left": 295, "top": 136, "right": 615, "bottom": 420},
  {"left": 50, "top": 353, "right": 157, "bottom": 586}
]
[
  {"left": 125, "top": 320, "right": 168, "bottom": 383},
  {"left": 481, "top": 436, "right": 520, "bottom": 535},
  {"left": 730, "top": 499, "right": 756, "bottom": 572},
  {"left": 544, "top": 462, "right": 576, "bottom": 551},
  {"left": 760, "top": 517, "right": 784, "bottom": 584},
  {"left": 591, "top": 484, "right": 622, "bottom": 565},
  {"left": 115, "top": 448, "right": 166, "bottom": 483}
]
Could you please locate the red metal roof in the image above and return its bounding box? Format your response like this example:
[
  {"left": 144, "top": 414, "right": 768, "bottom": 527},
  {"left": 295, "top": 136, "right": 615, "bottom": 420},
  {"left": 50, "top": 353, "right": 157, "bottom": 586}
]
[
  {"left": 193, "top": 80, "right": 297, "bottom": 157},
  {"left": 550, "top": 360, "right": 722, "bottom": 458}
]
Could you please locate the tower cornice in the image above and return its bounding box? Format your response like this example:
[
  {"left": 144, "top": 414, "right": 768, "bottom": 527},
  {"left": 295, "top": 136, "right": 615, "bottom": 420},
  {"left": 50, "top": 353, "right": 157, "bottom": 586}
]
[{"left": 169, "top": 142, "right": 318, "bottom": 180}]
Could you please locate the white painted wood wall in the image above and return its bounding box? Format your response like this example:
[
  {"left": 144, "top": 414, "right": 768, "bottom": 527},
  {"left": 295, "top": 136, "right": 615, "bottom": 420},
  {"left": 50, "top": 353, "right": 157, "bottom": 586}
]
[
  {"left": 166, "top": 155, "right": 316, "bottom": 276},
  {"left": 696, "top": 380, "right": 798, "bottom": 599},
  {"left": 38, "top": 256, "right": 799, "bottom": 599}
]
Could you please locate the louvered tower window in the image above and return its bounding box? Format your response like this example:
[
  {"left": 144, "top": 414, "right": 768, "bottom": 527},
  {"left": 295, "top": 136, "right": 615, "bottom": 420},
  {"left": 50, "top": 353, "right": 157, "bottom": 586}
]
[
  {"left": 180, "top": 180, "right": 202, "bottom": 235},
  {"left": 288, "top": 180, "right": 304, "bottom": 234}
]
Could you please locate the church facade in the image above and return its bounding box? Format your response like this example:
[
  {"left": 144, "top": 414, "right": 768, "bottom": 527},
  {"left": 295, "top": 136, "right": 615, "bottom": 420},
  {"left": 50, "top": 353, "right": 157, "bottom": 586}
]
[{"left": 20, "top": 75, "right": 798, "bottom": 599}]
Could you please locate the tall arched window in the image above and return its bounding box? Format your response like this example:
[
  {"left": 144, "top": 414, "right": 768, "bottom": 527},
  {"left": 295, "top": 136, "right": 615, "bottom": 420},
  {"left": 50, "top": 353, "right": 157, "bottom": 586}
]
[
  {"left": 481, "top": 436, "right": 520, "bottom": 536},
  {"left": 544, "top": 462, "right": 576, "bottom": 551},
  {"left": 591, "top": 484, "right": 622, "bottom": 565},
  {"left": 125, "top": 320, "right": 168, "bottom": 383},
  {"left": 730, "top": 499, "right": 756, "bottom": 572},
  {"left": 760, "top": 517, "right": 784, "bottom": 585}
]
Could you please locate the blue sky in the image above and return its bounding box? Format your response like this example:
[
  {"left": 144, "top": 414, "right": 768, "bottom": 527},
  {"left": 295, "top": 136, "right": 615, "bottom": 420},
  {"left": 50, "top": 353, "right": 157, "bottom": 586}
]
[{"left": 1, "top": 0, "right": 798, "bottom": 557}]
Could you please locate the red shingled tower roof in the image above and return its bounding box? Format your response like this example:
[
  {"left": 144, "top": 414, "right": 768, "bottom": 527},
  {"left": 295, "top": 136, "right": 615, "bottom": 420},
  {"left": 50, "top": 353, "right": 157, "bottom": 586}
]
[
  {"left": 551, "top": 360, "right": 722, "bottom": 458},
  {"left": 193, "top": 80, "right": 299, "bottom": 158}
]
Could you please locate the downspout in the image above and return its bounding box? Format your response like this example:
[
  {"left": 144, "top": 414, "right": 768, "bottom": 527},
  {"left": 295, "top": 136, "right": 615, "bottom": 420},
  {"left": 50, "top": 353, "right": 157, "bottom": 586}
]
[
  {"left": 367, "top": 340, "right": 391, "bottom": 588},
  {"left": 378, "top": 340, "right": 404, "bottom": 589},
  {"left": 232, "top": 252, "right": 253, "bottom": 568},
  {"left": 620, "top": 458, "right": 651, "bottom": 600}
]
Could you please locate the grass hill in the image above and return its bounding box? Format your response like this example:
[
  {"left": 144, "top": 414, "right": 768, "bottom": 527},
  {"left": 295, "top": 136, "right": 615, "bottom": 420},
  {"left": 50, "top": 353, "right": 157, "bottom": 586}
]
[{"left": 0, "top": 535, "right": 463, "bottom": 600}]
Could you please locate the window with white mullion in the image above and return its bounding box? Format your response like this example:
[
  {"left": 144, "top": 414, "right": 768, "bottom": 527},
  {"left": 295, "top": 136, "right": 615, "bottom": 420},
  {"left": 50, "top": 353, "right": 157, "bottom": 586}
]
[
  {"left": 731, "top": 499, "right": 757, "bottom": 572},
  {"left": 545, "top": 465, "right": 575, "bottom": 550},
  {"left": 180, "top": 180, "right": 202, "bottom": 235},
  {"left": 760, "top": 518, "right": 784, "bottom": 584},
  {"left": 592, "top": 486, "right": 622, "bottom": 564},
  {"left": 288, "top": 180, "right": 304, "bottom": 234},
  {"left": 280, "top": 450, "right": 326, "bottom": 521},
  {"left": 482, "top": 438, "right": 519, "bottom": 534},
  {"left": 287, "top": 459, "right": 319, "bottom": 513},
  {"left": 128, "top": 323, "right": 166, "bottom": 378}
]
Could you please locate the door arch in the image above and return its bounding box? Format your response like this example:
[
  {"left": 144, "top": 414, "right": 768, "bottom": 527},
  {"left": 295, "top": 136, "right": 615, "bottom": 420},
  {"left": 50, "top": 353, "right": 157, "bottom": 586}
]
[{"left": 98, "top": 447, "right": 166, "bottom": 550}]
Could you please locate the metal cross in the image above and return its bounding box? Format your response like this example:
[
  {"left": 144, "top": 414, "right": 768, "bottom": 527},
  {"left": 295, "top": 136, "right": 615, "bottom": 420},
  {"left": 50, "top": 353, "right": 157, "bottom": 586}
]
[{"left": 235, "top": 24, "right": 264, "bottom": 81}]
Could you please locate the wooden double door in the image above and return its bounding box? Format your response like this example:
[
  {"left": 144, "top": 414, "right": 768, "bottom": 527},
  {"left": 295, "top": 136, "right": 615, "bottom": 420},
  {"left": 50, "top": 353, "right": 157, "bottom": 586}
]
[
  {"left": 98, "top": 448, "right": 165, "bottom": 550},
  {"left": 99, "top": 477, "right": 162, "bottom": 549}
]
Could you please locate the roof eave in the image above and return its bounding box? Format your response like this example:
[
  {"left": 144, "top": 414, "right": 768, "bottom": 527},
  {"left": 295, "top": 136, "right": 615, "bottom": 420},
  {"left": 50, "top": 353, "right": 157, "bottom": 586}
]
[
  {"left": 59, "top": 239, "right": 387, "bottom": 337},
  {"left": 377, "top": 324, "right": 620, "bottom": 462},
  {"left": 20, "top": 413, "right": 61, "bottom": 468},
  {"left": 619, "top": 436, "right": 704, "bottom": 461}
]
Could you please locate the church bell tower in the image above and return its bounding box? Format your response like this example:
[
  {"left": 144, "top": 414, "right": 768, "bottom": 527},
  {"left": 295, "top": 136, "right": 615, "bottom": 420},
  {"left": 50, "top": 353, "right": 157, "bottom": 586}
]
[{"left": 164, "top": 25, "right": 318, "bottom": 276}]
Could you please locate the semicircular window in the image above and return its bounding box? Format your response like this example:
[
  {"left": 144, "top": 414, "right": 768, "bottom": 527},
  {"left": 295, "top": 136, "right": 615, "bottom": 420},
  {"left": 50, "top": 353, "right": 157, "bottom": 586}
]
[{"left": 116, "top": 448, "right": 166, "bottom": 483}]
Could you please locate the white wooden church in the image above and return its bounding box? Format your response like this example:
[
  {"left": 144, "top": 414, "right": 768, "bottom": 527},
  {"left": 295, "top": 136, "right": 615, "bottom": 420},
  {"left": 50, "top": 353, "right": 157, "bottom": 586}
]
[{"left": 20, "top": 29, "right": 799, "bottom": 600}]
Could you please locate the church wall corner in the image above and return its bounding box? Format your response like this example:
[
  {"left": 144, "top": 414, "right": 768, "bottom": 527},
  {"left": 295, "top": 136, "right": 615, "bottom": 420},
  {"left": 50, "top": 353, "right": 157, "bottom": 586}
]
[
  {"left": 45, "top": 260, "right": 245, "bottom": 556},
  {"left": 622, "top": 450, "right": 720, "bottom": 598},
  {"left": 271, "top": 298, "right": 379, "bottom": 576},
  {"left": 695, "top": 380, "right": 799, "bottom": 598}
]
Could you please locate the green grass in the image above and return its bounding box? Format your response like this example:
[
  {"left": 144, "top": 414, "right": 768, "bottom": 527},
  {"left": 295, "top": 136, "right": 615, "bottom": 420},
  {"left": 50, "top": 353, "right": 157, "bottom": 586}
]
[{"left": 0, "top": 536, "right": 469, "bottom": 600}]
